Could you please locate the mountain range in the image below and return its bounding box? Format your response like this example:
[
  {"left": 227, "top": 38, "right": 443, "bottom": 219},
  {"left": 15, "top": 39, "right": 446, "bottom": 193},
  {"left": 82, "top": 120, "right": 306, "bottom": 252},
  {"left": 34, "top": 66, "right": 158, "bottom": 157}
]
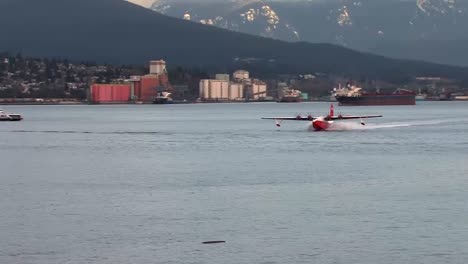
[
  {"left": 142, "top": 0, "right": 468, "bottom": 66},
  {"left": 1, "top": 0, "right": 467, "bottom": 82}
]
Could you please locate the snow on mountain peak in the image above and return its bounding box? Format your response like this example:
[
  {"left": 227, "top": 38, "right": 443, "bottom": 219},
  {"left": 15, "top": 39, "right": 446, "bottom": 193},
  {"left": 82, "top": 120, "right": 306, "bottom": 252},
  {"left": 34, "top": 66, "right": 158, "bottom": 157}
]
[
  {"left": 416, "top": 0, "right": 458, "bottom": 15},
  {"left": 337, "top": 5, "right": 352, "bottom": 27}
]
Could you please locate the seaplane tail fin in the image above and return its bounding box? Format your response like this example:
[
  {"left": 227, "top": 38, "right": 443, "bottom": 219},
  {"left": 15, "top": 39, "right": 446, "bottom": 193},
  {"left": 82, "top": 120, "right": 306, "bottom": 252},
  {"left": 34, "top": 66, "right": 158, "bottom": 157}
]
[{"left": 329, "top": 104, "right": 334, "bottom": 117}]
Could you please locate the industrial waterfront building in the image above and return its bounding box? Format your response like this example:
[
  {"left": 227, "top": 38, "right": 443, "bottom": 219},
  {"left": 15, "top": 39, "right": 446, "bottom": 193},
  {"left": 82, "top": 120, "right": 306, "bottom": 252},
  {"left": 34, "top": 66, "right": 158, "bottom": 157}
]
[
  {"left": 89, "top": 60, "right": 170, "bottom": 104},
  {"left": 89, "top": 84, "right": 132, "bottom": 104},
  {"left": 199, "top": 70, "right": 267, "bottom": 102}
]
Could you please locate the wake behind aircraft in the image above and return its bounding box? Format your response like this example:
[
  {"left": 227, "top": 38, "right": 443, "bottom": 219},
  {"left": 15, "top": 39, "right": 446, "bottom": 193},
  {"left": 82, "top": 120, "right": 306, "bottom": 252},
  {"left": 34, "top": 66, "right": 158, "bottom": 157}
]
[{"left": 262, "top": 104, "right": 382, "bottom": 131}]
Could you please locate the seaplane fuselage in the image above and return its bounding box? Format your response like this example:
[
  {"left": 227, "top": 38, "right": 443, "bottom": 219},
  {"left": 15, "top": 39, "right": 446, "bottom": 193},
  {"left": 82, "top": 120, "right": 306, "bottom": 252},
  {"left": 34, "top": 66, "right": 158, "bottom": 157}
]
[{"left": 311, "top": 117, "right": 333, "bottom": 131}]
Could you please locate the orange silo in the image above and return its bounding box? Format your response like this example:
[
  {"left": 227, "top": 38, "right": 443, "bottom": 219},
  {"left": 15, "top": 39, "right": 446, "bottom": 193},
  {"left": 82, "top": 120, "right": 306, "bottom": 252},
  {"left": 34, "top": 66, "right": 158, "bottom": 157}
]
[{"left": 90, "top": 84, "right": 131, "bottom": 103}]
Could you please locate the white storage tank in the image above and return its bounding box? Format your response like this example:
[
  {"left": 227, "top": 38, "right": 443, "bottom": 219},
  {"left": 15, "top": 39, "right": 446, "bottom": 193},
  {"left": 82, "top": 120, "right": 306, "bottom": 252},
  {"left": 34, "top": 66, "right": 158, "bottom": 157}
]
[
  {"left": 149, "top": 60, "right": 166, "bottom": 75},
  {"left": 258, "top": 83, "right": 268, "bottom": 99},
  {"left": 199, "top": 79, "right": 211, "bottom": 99},
  {"left": 210, "top": 81, "right": 218, "bottom": 99},
  {"left": 210, "top": 80, "right": 229, "bottom": 99},
  {"left": 229, "top": 83, "right": 243, "bottom": 100},
  {"left": 238, "top": 84, "right": 244, "bottom": 99},
  {"left": 215, "top": 74, "right": 230, "bottom": 81},
  {"left": 201, "top": 79, "right": 212, "bottom": 99},
  {"left": 251, "top": 83, "right": 267, "bottom": 99},
  {"left": 221, "top": 81, "right": 229, "bottom": 99},
  {"left": 233, "top": 70, "right": 249, "bottom": 81}
]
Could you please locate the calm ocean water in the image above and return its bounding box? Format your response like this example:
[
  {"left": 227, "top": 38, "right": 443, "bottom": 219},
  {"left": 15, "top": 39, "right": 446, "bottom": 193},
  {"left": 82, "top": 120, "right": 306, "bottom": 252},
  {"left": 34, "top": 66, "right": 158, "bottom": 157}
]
[{"left": 1, "top": 102, "right": 468, "bottom": 264}]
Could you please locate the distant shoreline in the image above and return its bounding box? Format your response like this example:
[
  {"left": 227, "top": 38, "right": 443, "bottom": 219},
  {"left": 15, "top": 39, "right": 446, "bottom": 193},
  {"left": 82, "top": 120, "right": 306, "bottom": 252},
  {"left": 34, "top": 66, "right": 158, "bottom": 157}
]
[
  {"left": 0, "top": 102, "right": 86, "bottom": 105},
  {"left": 1, "top": 100, "right": 467, "bottom": 106}
]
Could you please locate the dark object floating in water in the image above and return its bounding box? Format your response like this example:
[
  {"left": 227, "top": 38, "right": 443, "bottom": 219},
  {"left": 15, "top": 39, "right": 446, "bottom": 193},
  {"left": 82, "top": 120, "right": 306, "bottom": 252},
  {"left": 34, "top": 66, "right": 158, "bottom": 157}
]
[{"left": 202, "top": 241, "right": 226, "bottom": 244}]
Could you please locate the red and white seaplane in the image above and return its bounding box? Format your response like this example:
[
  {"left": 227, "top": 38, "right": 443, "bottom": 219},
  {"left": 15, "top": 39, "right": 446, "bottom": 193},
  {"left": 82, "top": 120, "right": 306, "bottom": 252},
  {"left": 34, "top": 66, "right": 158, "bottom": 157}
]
[{"left": 262, "top": 104, "right": 382, "bottom": 131}]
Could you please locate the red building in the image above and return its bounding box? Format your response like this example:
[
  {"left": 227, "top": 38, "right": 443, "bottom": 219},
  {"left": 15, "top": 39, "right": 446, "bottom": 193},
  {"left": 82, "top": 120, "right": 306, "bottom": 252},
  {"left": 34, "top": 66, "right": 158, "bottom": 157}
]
[
  {"left": 131, "top": 74, "right": 170, "bottom": 103},
  {"left": 90, "top": 84, "right": 131, "bottom": 103},
  {"left": 89, "top": 60, "right": 171, "bottom": 104}
]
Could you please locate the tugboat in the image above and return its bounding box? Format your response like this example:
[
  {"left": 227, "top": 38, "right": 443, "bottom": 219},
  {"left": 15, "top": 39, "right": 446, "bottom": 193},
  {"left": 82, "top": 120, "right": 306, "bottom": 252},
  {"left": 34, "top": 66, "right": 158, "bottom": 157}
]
[
  {"left": 0, "top": 110, "right": 23, "bottom": 121},
  {"left": 153, "top": 91, "right": 174, "bottom": 104}
]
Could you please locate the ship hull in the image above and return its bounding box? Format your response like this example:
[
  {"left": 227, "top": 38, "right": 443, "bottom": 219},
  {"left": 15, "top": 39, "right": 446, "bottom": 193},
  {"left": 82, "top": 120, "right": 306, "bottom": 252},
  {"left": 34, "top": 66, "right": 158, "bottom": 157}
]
[
  {"left": 153, "top": 98, "right": 173, "bottom": 104},
  {"left": 277, "top": 97, "right": 302, "bottom": 103},
  {"left": 335, "top": 94, "right": 415, "bottom": 106},
  {"left": 0, "top": 115, "right": 22, "bottom": 121}
]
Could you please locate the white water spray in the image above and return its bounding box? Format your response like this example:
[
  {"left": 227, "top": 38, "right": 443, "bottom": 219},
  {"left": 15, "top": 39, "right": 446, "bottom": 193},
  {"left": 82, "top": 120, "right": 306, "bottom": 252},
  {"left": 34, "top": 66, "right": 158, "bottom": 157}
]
[{"left": 308, "top": 119, "right": 465, "bottom": 132}]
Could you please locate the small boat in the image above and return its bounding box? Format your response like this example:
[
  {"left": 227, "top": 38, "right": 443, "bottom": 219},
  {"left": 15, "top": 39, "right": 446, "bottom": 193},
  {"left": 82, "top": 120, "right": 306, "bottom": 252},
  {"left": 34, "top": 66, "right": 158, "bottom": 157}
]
[
  {"left": 0, "top": 110, "right": 23, "bottom": 121},
  {"left": 153, "top": 91, "right": 174, "bottom": 104}
]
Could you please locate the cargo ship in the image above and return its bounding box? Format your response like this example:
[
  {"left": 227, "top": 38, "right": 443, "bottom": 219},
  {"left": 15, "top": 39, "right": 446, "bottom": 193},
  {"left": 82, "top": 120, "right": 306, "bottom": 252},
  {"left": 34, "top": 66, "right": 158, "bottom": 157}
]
[
  {"left": 277, "top": 88, "right": 302, "bottom": 103},
  {"left": 333, "top": 85, "right": 416, "bottom": 106}
]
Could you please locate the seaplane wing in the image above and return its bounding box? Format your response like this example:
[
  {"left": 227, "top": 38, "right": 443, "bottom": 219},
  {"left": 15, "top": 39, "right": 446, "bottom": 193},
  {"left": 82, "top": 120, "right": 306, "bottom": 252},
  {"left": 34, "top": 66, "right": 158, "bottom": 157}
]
[
  {"left": 330, "top": 115, "right": 382, "bottom": 120},
  {"left": 261, "top": 116, "right": 315, "bottom": 121},
  {"left": 262, "top": 104, "right": 382, "bottom": 130}
]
